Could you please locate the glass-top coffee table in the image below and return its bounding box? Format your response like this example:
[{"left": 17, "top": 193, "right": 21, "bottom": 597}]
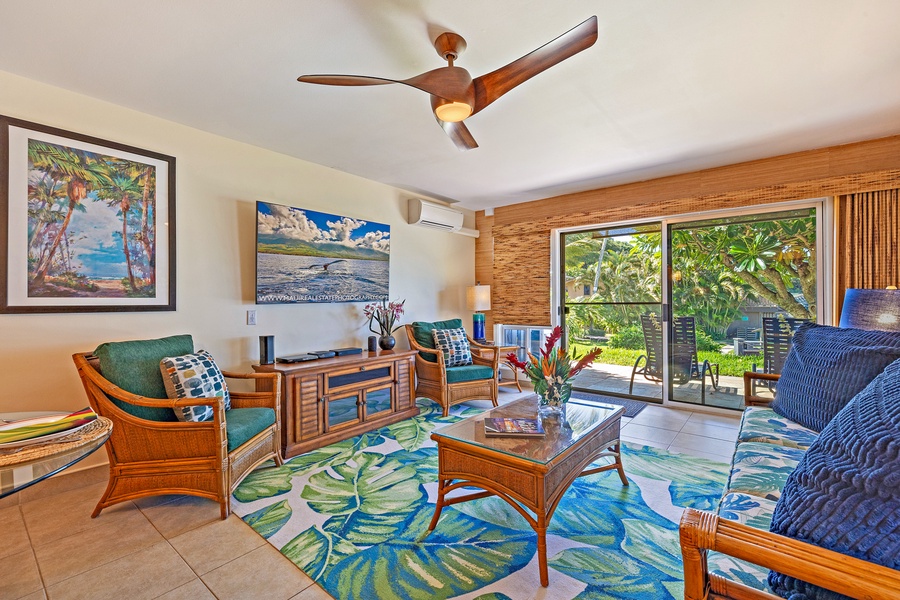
[{"left": 428, "top": 395, "right": 627, "bottom": 587}]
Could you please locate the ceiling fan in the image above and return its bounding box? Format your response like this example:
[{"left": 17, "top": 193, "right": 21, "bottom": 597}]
[{"left": 297, "top": 16, "right": 598, "bottom": 151}]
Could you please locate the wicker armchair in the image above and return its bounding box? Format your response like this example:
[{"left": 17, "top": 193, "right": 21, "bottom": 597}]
[
  {"left": 404, "top": 322, "right": 499, "bottom": 416},
  {"left": 73, "top": 350, "right": 282, "bottom": 520}
]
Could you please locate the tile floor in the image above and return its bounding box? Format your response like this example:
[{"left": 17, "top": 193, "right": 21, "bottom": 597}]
[
  {"left": 0, "top": 466, "right": 331, "bottom": 600},
  {"left": 1, "top": 392, "right": 739, "bottom": 600},
  {"left": 619, "top": 403, "right": 741, "bottom": 462}
]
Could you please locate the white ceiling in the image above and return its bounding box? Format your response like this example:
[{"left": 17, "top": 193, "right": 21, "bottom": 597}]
[{"left": 2, "top": 1, "right": 900, "bottom": 212}]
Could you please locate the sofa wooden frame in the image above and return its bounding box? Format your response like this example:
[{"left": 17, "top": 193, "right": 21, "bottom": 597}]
[
  {"left": 73, "top": 352, "right": 283, "bottom": 519},
  {"left": 679, "top": 370, "right": 900, "bottom": 600},
  {"left": 403, "top": 324, "right": 500, "bottom": 417},
  {"left": 680, "top": 507, "right": 900, "bottom": 600}
]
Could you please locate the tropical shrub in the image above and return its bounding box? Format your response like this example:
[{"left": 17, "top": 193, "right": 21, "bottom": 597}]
[
  {"left": 608, "top": 326, "right": 645, "bottom": 350},
  {"left": 695, "top": 330, "right": 723, "bottom": 352}
]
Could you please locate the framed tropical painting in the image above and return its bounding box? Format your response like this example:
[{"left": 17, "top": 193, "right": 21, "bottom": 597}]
[{"left": 0, "top": 116, "right": 176, "bottom": 313}]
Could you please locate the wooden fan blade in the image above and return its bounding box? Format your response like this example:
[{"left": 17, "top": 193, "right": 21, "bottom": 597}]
[
  {"left": 471, "top": 15, "right": 598, "bottom": 114},
  {"left": 297, "top": 74, "right": 397, "bottom": 86},
  {"left": 437, "top": 118, "right": 478, "bottom": 151},
  {"left": 299, "top": 68, "right": 473, "bottom": 103}
]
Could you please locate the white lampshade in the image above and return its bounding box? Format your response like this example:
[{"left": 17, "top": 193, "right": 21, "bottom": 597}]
[{"left": 466, "top": 284, "right": 491, "bottom": 312}]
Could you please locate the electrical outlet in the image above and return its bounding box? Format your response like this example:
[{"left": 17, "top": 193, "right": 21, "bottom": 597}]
[{"left": 247, "top": 309, "right": 257, "bottom": 326}]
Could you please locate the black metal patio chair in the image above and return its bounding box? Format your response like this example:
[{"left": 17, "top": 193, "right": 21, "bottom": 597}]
[{"left": 629, "top": 314, "right": 719, "bottom": 403}]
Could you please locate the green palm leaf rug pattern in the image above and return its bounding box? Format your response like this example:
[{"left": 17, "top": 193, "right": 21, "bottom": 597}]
[{"left": 232, "top": 400, "right": 729, "bottom": 599}]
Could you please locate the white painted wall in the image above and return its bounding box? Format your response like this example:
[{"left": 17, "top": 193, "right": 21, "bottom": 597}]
[{"left": 0, "top": 71, "right": 474, "bottom": 432}]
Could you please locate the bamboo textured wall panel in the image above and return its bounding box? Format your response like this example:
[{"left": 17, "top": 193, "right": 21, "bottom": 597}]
[
  {"left": 475, "top": 212, "right": 495, "bottom": 334},
  {"left": 482, "top": 134, "right": 900, "bottom": 326},
  {"left": 492, "top": 231, "right": 552, "bottom": 325},
  {"left": 836, "top": 190, "right": 900, "bottom": 316}
]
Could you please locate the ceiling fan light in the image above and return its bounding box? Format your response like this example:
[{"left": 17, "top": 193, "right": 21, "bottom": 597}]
[{"left": 434, "top": 101, "right": 472, "bottom": 123}]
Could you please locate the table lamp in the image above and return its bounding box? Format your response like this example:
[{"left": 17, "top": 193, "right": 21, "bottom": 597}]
[
  {"left": 839, "top": 288, "right": 900, "bottom": 332},
  {"left": 466, "top": 284, "right": 491, "bottom": 343}
]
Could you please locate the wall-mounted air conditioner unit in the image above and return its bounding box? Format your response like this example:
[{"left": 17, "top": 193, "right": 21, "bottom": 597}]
[{"left": 408, "top": 198, "right": 464, "bottom": 232}]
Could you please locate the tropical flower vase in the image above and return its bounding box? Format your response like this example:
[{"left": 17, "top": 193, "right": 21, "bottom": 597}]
[
  {"left": 506, "top": 326, "right": 600, "bottom": 417},
  {"left": 534, "top": 380, "right": 572, "bottom": 415}
]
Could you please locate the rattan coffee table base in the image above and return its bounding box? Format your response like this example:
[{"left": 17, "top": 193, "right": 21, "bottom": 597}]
[{"left": 427, "top": 410, "right": 626, "bottom": 587}]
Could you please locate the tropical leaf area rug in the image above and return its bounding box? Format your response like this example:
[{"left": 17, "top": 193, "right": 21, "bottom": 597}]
[{"left": 233, "top": 399, "right": 731, "bottom": 600}]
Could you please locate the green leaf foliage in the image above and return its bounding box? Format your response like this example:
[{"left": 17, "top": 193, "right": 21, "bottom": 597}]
[
  {"left": 550, "top": 546, "right": 677, "bottom": 599},
  {"left": 286, "top": 433, "right": 381, "bottom": 476},
  {"left": 301, "top": 452, "right": 425, "bottom": 545},
  {"left": 324, "top": 506, "right": 534, "bottom": 600},
  {"left": 385, "top": 414, "right": 436, "bottom": 451},
  {"left": 243, "top": 500, "right": 292, "bottom": 539},
  {"left": 232, "top": 465, "right": 293, "bottom": 502}
]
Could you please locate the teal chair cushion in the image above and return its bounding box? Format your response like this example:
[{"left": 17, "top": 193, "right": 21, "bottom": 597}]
[
  {"left": 411, "top": 319, "right": 464, "bottom": 363},
  {"left": 446, "top": 364, "right": 495, "bottom": 384},
  {"left": 95, "top": 334, "right": 194, "bottom": 422},
  {"left": 225, "top": 407, "right": 276, "bottom": 453}
]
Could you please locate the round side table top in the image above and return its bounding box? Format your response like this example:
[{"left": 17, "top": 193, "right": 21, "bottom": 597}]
[{"left": 0, "top": 416, "right": 112, "bottom": 498}]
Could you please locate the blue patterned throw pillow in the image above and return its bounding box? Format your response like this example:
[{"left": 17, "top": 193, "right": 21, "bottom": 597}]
[
  {"left": 771, "top": 322, "right": 900, "bottom": 432},
  {"left": 160, "top": 350, "right": 231, "bottom": 422},
  {"left": 768, "top": 358, "right": 900, "bottom": 600},
  {"left": 432, "top": 327, "right": 473, "bottom": 367}
]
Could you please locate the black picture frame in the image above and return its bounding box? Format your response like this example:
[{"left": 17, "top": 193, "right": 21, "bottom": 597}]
[{"left": 0, "top": 115, "right": 176, "bottom": 313}]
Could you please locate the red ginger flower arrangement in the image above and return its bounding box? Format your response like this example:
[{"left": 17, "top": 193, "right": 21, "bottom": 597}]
[{"left": 506, "top": 326, "right": 602, "bottom": 406}]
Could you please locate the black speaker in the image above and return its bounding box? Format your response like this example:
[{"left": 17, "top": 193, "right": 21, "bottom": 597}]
[
  {"left": 367, "top": 336, "right": 378, "bottom": 352},
  {"left": 259, "top": 335, "right": 275, "bottom": 365}
]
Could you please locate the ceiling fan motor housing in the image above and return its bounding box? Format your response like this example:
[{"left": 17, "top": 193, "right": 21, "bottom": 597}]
[{"left": 429, "top": 66, "right": 475, "bottom": 122}]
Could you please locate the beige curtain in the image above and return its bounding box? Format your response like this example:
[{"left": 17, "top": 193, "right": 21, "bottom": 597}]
[{"left": 835, "top": 189, "right": 900, "bottom": 319}]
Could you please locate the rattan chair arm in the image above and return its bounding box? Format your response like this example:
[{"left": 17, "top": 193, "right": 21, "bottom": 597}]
[
  {"left": 468, "top": 338, "right": 493, "bottom": 350},
  {"left": 743, "top": 371, "right": 780, "bottom": 407},
  {"left": 223, "top": 371, "right": 281, "bottom": 409},
  {"left": 471, "top": 354, "right": 497, "bottom": 370},
  {"left": 680, "top": 508, "right": 900, "bottom": 600},
  {"left": 93, "top": 370, "right": 224, "bottom": 411},
  {"left": 470, "top": 343, "right": 500, "bottom": 370}
]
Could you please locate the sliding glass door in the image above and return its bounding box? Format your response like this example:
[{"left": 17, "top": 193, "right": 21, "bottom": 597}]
[
  {"left": 667, "top": 208, "right": 817, "bottom": 409},
  {"left": 562, "top": 223, "right": 664, "bottom": 403},
  {"left": 559, "top": 204, "right": 821, "bottom": 410}
]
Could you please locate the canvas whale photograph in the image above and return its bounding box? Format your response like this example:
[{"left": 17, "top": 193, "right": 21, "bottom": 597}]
[{"left": 255, "top": 201, "right": 390, "bottom": 304}]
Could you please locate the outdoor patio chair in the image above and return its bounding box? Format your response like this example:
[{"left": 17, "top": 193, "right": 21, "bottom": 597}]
[
  {"left": 629, "top": 314, "right": 719, "bottom": 403},
  {"left": 746, "top": 316, "right": 809, "bottom": 399}
]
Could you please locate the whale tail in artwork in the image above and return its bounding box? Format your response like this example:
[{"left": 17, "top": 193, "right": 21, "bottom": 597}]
[{"left": 305, "top": 259, "right": 347, "bottom": 271}]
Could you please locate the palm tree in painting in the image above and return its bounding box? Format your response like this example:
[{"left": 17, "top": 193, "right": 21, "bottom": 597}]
[
  {"left": 27, "top": 173, "right": 67, "bottom": 262},
  {"left": 136, "top": 166, "right": 156, "bottom": 287},
  {"left": 96, "top": 160, "right": 144, "bottom": 291},
  {"left": 27, "top": 142, "right": 107, "bottom": 286}
]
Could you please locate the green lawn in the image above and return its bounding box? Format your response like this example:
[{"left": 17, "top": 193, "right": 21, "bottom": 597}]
[{"left": 570, "top": 343, "right": 758, "bottom": 377}]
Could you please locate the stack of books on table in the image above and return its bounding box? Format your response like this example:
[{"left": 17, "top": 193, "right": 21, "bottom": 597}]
[{"left": 0, "top": 408, "right": 98, "bottom": 448}]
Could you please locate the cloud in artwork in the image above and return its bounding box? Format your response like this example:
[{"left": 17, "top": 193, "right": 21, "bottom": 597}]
[
  {"left": 258, "top": 204, "right": 324, "bottom": 242},
  {"left": 261, "top": 203, "right": 390, "bottom": 254},
  {"left": 326, "top": 217, "right": 365, "bottom": 246},
  {"left": 357, "top": 230, "right": 390, "bottom": 253}
]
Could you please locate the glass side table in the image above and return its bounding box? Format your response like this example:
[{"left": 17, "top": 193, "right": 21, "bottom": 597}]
[{"left": 0, "top": 416, "right": 112, "bottom": 499}]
